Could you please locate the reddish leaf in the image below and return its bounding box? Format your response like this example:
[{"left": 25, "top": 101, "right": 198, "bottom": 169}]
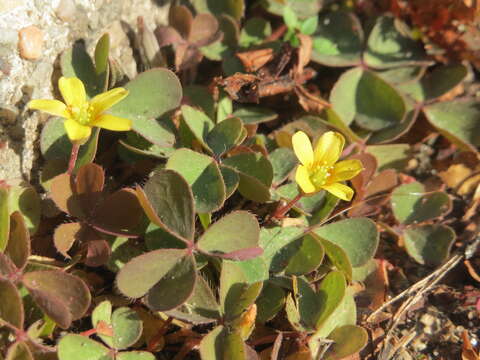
[
  {"left": 23, "top": 270, "right": 91, "bottom": 329},
  {"left": 155, "top": 25, "right": 184, "bottom": 47},
  {"left": 6, "top": 211, "right": 30, "bottom": 270},
  {"left": 93, "top": 188, "right": 142, "bottom": 231},
  {"left": 49, "top": 173, "right": 83, "bottom": 218},
  {"left": 75, "top": 163, "right": 104, "bottom": 214},
  {"left": 189, "top": 13, "right": 221, "bottom": 46},
  {"left": 54, "top": 222, "right": 83, "bottom": 259},
  {"left": 0, "top": 252, "right": 17, "bottom": 277},
  {"left": 218, "top": 247, "right": 264, "bottom": 261},
  {"left": 84, "top": 239, "right": 111, "bottom": 267},
  {"left": 0, "top": 279, "right": 24, "bottom": 329},
  {"left": 169, "top": 5, "right": 193, "bottom": 39}
]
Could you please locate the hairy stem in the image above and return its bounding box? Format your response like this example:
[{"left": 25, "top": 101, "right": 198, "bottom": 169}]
[
  {"left": 273, "top": 192, "right": 303, "bottom": 219},
  {"left": 67, "top": 143, "right": 80, "bottom": 175}
]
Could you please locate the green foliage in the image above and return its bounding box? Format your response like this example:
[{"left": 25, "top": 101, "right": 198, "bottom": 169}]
[{"left": 14, "top": 2, "right": 476, "bottom": 358}]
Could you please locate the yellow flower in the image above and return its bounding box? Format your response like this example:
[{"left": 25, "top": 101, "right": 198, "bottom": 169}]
[
  {"left": 292, "top": 131, "right": 363, "bottom": 201},
  {"left": 28, "top": 77, "right": 131, "bottom": 142}
]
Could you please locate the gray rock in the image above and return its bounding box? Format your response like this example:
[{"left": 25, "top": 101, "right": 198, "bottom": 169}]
[{"left": 0, "top": 0, "right": 169, "bottom": 181}]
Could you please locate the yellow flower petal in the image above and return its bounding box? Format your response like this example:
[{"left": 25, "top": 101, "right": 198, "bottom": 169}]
[
  {"left": 295, "top": 165, "right": 316, "bottom": 194},
  {"left": 64, "top": 118, "right": 91, "bottom": 142},
  {"left": 28, "top": 99, "right": 68, "bottom": 118},
  {"left": 313, "top": 131, "right": 345, "bottom": 166},
  {"left": 59, "top": 77, "right": 86, "bottom": 108},
  {"left": 90, "top": 114, "right": 132, "bottom": 131},
  {"left": 292, "top": 131, "right": 314, "bottom": 167},
  {"left": 330, "top": 159, "right": 363, "bottom": 183},
  {"left": 321, "top": 182, "right": 354, "bottom": 201},
  {"left": 90, "top": 88, "right": 129, "bottom": 117}
]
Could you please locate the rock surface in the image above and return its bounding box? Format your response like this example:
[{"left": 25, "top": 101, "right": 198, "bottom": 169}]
[{"left": 0, "top": 0, "right": 169, "bottom": 181}]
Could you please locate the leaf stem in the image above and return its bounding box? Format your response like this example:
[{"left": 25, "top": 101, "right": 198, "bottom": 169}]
[
  {"left": 67, "top": 143, "right": 80, "bottom": 175},
  {"left": 273, "top": 192, "right": 304, "bottom": 219}
]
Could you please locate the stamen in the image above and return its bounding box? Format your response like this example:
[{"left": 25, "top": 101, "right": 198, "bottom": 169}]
[{"left": 309, "top": 162, "right": 333, "bottom": 188}]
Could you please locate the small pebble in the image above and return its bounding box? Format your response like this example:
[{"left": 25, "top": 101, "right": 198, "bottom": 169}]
[
  {"left": 56, "top": 0, "right": 77, "bottom": 22},
  {"left": 18, "top": 25, "right": 43, "bottom": 60}
]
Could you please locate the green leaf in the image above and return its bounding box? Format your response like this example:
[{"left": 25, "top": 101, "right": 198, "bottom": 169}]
[
  {"left": 285, "top": 234, "right": 324, "bottom": 276},
  {"left": 23, "top": 271, "right": 91, "bottom": 329},
  {"left": 130, "top": 117, "right": 176, "bottom": 149},
  {"left": 165, "top": 275, "right": 221, "bottom": 324},
  {"left": 7, "top": 183, "right": 40, "bottom": 235},
  {"left": 232, "top": 257, "right": 269, "bottom": 283},
  {"left": 316, "top": 236, "right": 352, "bottom": 283},
  {"left": 219, "top": 165, "right": 240, "bottom": 199},
  {"left": 0, "top": 187, "right": 9, "bottom": 252},
  {"left": 116, "top": 248, "right": 189, "bottom": 299},
  {"left": 323, "top": 107, "right": 362, "bottom": 143},
  {"left": 206, "top": 117, "right": 244, "bottom": 156},
  {"left": 145, "top": 254, "right": 196, "bottom": 311},
  {"left": 220, "top": 260, "right": 262, "bottom": 321},
  {"left": 217, "top": 93, "right": 233, "bottom": 123},
  {"left": 240, "top": 17, "right": 271, "bottom": 46},
  {"left": 256, "top": 282, "right": 285, "bottom": 323},
  {"left": 192, "top": 0, "right": 244, "bottom": 21},
  {"left": 144, "top": 223, "right": 188, "bottom": 251},
  {"left": 314, "top": 218, "right": 379, "bottom": 267},
  {"left": 403, "top": 225, "right": 455, "bottom": 266},
  {"left": 183, "top": 85, "right": 215, "bottom": 119},
  {"left": 330, "top": 68, "right": 406, "bottom": 131},
  {"left": 91, "top": 300, "right": 113, "bottom": 348},
  {"left": 424, "top": 99, "right": 480, "bottom": 153},
  {"left": 314, "top": 271, "right": 346, "bottom": 329},
  {"left": 232, "top": 106, "right": 278, "bottom": 124},
  {"left": 296, "top": 277, "right": 321, "bottom": 331},
  {"left": 366, "top": 144, "right": 411, "bottom": 171},
  {"left": 111, "top": 307, "right": 143, "bottom": 350},
  {"left": 223, "top": 153, "right": 273, "bottom": 202},
  {"left": 137, "top": 169, "right": 195, "bottom": 242},
  {"left": 166, "top": 149, "right": 225, "bottom": 213},
  {"left": 311, "top": 11, "right": 362, "bottom": 66},
  {"left": 107, "top": 236, "right": 145, "bottom": 272},
  {"left": 5, "top": 342, "right": 33, "bottom": 360},
  {"left": 275, "top": 183, "right": 326, "bottom": 215},
  {"left": 376, "top": 66, "right": 425, "bottom": 85},
  {"left": 270, "top": 148, "right": 298, "bottom": 185},
  {"left": 181, "top": 105, "right": 215, "bottom": 151},
  {"left": 262, "top": 0, "right": 322, "bottom": 20},
  {"left": 58, "top": 334, "right": 111, "bottom": 360},
  {"left": 94, "top": 33, "right": 109, "bottom": 75},
  {"left": 61, "top": 43, "right": 98, "bottom": 97},
  {"left": 285, "top": 292, "right": 304, "bottom": 332},
  {"left": 197, "top": 211, "right": 260, "bottom": 258},
  {"left": 94, "top": 33, "right": 110, "bottom": 92},
  {"left": 283, "top": 6, "right": 299, "bottom": 29},
  {"left": 398, "top": 64, "right": 467, "bottom": 102},
  {"left": 116, "top": 352, "right": 155, "bottom": 360},
  {"left": 324, "top": 325, "right": 368, "bottom": 360},
  {"left": 364, "top": 16, "right": 430, "bottom": 69},
  {"left": 391, "top": 182, "right": 451, "bottom": 225},
  {"left": 40, "top": 117, "right": 99, "bottom": 169},
  {"left": 310, "top": 293, "right": 356, "bottom": 343},
  {"left": 199, "top": 326, "right": 246, "bottom": 360},
  {"left": 367, "top": 108, "right": 418, "bottom": 144},
  {"left": 108, "top": 69, "right": 182, "bottom": 121},
  {"left": 260, "top": 226, "right": 305, "bottom": 273},
  {"left": 0, "top": 279, "right": 24, "bottom": 329},
  {"left": 300, "top": 15, "right": 318, "bottom": 35}
]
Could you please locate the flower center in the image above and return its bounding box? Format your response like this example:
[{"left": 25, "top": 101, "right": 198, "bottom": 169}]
[
  {"left": 309, "top": 161, "right": 333, "bottom": 188},
  {"left": 69, "top": 102, "right": 93, "bottom": 125}
]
